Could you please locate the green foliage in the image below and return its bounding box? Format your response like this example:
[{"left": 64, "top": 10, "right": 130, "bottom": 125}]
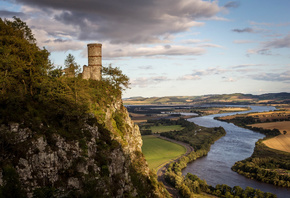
[
  {"left": 128, "top": 151, "right": 171, "bottom": 198},
  {"left": 0, "top": 165, "right": 26, "bottom": 198},
  {"left": 216, "top": 116, "right": 281, "bottom": 137},
  {"left": 165, "top": 151, "right": 278, "bottom": 198},
  {"left": 160, "top": 118, "right": 226, "bottom": 151},
  {"left": 216, "top": 109, "right": 289, "bottom": 188},
  {"left": 102, "top": 64, "right": 130, "bottom": 91},
  {"left": 0, "top": 17, "right": 52, "bottom": 124},
  {"left": 0, "top": 17, "right": 127, "bottom": 139},
  {"left": 0, "top": 17, "right": 170, "bottom": 198},
  {"left": 160, "top": 118, "right": 277, "bottom": 198},
  {"left": 148, "top": 125, "right": 184, "bottom": 133},
  {"left": 113, "top": 111, "right": 126, "bottom": 137},
  {"left": 63, "top": 54, "right": 80, "bottom": 77},
  {"left": 232, "top": 140, "right": 290, "bottom": 188}
]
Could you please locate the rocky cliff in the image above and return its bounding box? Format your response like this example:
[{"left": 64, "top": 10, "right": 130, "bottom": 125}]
[
  {"left": 0, "top": 96, "right": 167, "bottom": 197},
  {"left": 0, "top": 17, "right": 169, "bottom": 197}
]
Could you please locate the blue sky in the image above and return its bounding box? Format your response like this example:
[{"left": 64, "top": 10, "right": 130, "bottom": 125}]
[{"left": 1, "top": 0, "right": 290, "bottom": 98}]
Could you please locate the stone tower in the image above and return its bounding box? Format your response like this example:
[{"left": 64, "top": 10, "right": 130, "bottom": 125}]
[{"left": 82, "top": 43, "right": 102, "bottom": 80}]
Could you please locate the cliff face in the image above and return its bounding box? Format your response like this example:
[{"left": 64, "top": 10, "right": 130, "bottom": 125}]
[
  {"left": 0, "top": 17, "right": 169, "bottom": 198},
  {"left": 0, "top": 97, "right": 164, "bottom": 197}
]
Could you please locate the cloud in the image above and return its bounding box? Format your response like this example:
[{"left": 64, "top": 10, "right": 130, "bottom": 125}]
[
  {"left": 231, "top": 64, "right": 264, "bottom": 69},
  {"left": 181, "top": 39, "right": 223, "bottom": 48},
  {"left": 250, "top": 70, "right": 290, "bottom": 82},
  {"left": 197, "top": 43, "right": 223, "bottom": 48},
  {"left": 31, "top": 24, "right": 86, "bottom": 52},
  {"left": 246, "top": 48, "right": 274, "bottom": 56},
  {"left": 178, "top": 75, "right": 200, "bottom": 80},
  {"left": 224, "top": 1, "right": 240, "bottom": 8},
  {"left": 233, "top": 40, "right": 255, "bottom": 44},
  {"left": 198, "top": 16, "right": 230, "bottom": 22},
  {"left": 232, "top": 27, "right": 254, "bottom": 33},
  {"left": 191, "top": 67, "right": 228, "bottom": 76},
  {"left": 138, "top": 66, "right": 153, "bottom": 70},
  {"left": 246, "top": 34, "right": 290, "bottom": 56},
  {"left": 130, "top": 76, "right": 169, "bottom": 88},
  {"left": 14, "top": 0, "right": 221, "bottom": 44},
  {"left": 178, "top": 67, "right": 228, "bottom": 80},
  {"left": 250, "top": 21, "right": 290, "bottom": 27},
  {"left": 222, "top": 77, "right": 236, "bottom": 82},
  {"left": 264, "top": 34, "right": 290, "bottom": 49},
  {"left": 182, "top": 39, "right": 208, "bottom": 44},
  {"left": 0, "top": 10, "right": 25, "bottom": 17},
  {"left": 103, "top": 44, "right": 206, "bottom": 58}
]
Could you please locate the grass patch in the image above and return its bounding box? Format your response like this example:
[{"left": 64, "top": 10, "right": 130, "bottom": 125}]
[
  {"left": 149, "top": 125, "right": 184, "bottom": 133},
  {"left": 142, "top": 135, "right": 186, "bottom": 169}
]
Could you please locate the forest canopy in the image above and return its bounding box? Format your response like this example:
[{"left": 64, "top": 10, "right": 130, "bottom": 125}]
[{"left": 0, "top": 17, "right": 129, "bottom": 137}]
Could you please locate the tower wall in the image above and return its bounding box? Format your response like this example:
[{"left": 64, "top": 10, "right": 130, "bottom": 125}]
[
  {"left": 85, "top": 43, "right": 102, "bottom": 80},
  {"left": 82, "top": 65, "right": 91, "bottom": 80}
]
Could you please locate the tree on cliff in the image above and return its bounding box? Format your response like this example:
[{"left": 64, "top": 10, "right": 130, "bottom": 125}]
[
  {"left": 0, "top": 17, "right": 52, "bottom": 99},
  {"left": 0, "top": 17, "right": 53, "bottom": 123},
  {"left": 63, "top": 53, "right": 80, "bottom": 77},
  {"left": 102, "top": 64, "right": 130, "bottom": 91}
]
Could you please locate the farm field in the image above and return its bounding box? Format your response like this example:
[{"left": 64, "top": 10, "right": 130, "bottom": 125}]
[
  {"left": 219, "top": 110, "right": 290, "bottom": 122},
  {"left": 249, "top": 121, "right": 290, "bottom": 153},
  {"left": 142, "top": 135, "right": 186, "bottom": 169},
  {"left": 149, "top": 125, "right": 184, "bottom": 133}
]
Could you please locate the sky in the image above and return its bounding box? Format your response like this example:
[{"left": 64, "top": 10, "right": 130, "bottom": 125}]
[{"left": 1, "top": 0, "right": 290, "bottom": 98}]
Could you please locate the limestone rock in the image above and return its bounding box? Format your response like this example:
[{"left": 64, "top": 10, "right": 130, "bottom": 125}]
[{"left": 0, "top": 96, "right": 158, "bottom": 197}]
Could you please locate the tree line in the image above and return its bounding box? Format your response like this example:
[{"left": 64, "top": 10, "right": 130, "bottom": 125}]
[
  {"left": 159, "top": 119, "right": 226, "bottom": 151},
  {"left": 215, "top": 113, "right": 290, "bottom": 188},
  {"left": 164, "top": 145, "right": 277, "bottom": 198},
  {"left": 148, "top": 118, "right": 278, "bottom": 197},
  {"left": 232, "top": 140, "right": 290, "bottom": 188}
]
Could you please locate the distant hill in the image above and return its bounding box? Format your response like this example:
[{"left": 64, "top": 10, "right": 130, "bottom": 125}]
[{"left": 123, "top": 93, "right": 290, "bottom": 105}]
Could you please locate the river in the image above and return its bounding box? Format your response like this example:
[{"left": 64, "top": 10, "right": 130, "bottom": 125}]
[{"left": 182, "top": 106, "right": 290, "bottom": 198}]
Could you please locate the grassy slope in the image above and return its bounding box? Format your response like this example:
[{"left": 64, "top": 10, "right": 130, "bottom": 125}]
[
  {"left": 142, "top": 135, "right": 186, "bottom": 169},
  {"left": 149, "top": 125, "right": 184, "bottom": 133}
]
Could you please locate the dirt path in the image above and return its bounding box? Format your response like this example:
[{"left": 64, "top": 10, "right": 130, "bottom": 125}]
[{"left": 153, "top": 134, "right": 194, "bottom": 198}]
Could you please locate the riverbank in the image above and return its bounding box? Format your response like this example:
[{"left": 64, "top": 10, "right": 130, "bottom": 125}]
[
  {"left": 141, "top": 118, "right": 225, "bottom": 197},
  {"left": 154, "top": 135, "right": 194, "bottom": 197},
  {"left": 182, "top": 105, "right": 290, "bottom": 198},
  {"left": 134, "top": 105, "right": 288, "bottom": 197},
  {"left": 216, "top": 110, "right": 290, "bottom": 188}
]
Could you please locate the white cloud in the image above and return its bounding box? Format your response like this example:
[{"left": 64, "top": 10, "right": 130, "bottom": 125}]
[
  {"left": 130, "top": 76, "right": 169, "bottom": 88},
  {"left": 103, "top": 44, "right": 206, "bottom": 58},
  {"left": 249, "top": 70, "right": 290, "bottom": 82},
  {"left": 138, "top": 66, "right": 153, "bottom": 70},
  {"left": 178, "top": 67, "right": 228, "bottom": 81},
  {"left": 231, "top": 64, "right": 264, "bottom": 69},
  {"left": 233, "top": 40, "right": 255, "bottom": 44},
  {"left": 249, "top": 21, "right": 290, "bottom": 27},
  {"left": 197, "top": 43, "right": 223, "bottom": 48},
  {"left": 222, "top": 77, "right": 236, "bottom": 82},
  {"left": 177, "top": 74, "right": 201, "bottom": 80}
]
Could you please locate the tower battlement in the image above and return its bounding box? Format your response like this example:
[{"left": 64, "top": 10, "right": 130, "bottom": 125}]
[{"left": 82, "top": 43, "right": 102, "bottom": 80}]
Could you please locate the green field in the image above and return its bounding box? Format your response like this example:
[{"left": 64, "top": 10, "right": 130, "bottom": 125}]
[
  {"left": 142, "top": 135, "right": 186, "bottom": 169},
  {"left": 149, "top": 125, "right": 184, "bottom": 133}
]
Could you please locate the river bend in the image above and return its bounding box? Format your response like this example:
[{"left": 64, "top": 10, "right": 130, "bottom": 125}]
[{"left": 182, "top": 106, "right": 290, "bottom": 198}]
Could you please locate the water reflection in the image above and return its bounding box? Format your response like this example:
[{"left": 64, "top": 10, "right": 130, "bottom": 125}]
[{"left": 182, "top": 106, "right": 290, "bottom": 198}]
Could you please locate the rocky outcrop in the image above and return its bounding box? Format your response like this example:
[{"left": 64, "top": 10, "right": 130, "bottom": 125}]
[{"left": 0, "top": 97, "right": 163, "bottom": 197}]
